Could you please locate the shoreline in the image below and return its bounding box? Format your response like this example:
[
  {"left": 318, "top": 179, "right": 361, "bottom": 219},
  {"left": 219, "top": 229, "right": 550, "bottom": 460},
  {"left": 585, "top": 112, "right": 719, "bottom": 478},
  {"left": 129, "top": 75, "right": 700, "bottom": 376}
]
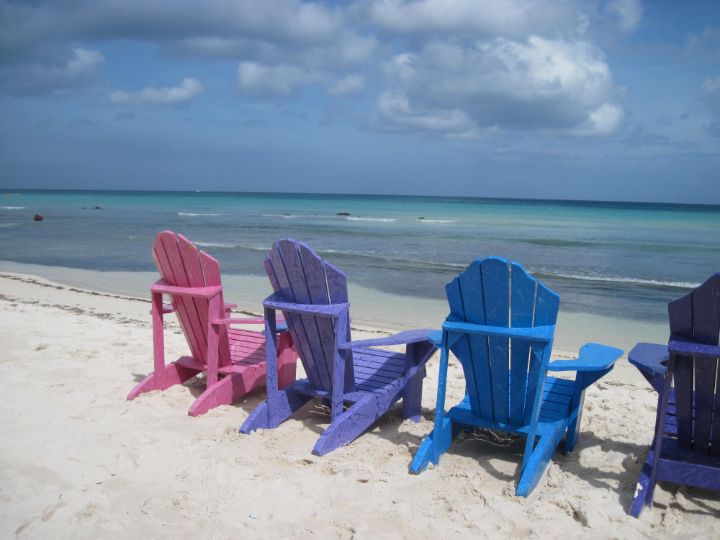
[
  {"left": 0, "top": 258, "right": 669, "bottom": 355},
  {"left": 0, "top": 269, "right": 649, "bottom": 390}
]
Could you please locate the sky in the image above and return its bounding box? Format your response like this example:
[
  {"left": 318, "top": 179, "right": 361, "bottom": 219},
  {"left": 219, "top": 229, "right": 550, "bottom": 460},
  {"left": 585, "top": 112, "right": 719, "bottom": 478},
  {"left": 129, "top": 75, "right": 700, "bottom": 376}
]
[{"left": 0, "top": 0, "right": 719, "bottom": 204}]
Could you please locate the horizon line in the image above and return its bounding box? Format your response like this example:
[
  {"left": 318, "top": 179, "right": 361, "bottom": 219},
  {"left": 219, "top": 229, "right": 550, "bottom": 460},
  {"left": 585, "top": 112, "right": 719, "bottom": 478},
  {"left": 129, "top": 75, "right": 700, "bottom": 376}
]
[{"left": 2, "top": 187, "right": 719, "bottom": 209}]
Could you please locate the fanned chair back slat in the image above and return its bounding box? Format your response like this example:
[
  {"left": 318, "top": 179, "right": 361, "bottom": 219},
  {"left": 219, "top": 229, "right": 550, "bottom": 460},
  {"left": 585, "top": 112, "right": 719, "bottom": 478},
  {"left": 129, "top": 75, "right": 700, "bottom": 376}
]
[
  {"left": 668, "top": 274, "right": 720, "bottom": 454},
  {"left": 198, "top": 249, "right": 231, "bottom": 368},
  {"left": 509, "top": 264, "right": 537, "bottom": 424},
  {"left": 445, "top": 257, "right": 559, "bottom": 427},
  {"left": 526, "top": 278, "right": 561, "bottom": 424},
  {"left": 265, "top": 239, "right": 354, "bottom": 393},
  {"left": 151, "top": 231, "right": 229, "bottom": 367}
]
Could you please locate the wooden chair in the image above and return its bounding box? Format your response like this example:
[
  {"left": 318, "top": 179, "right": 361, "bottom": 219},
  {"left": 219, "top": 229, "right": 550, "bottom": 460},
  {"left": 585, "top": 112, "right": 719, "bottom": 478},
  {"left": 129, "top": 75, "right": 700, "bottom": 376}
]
[
  {"left": 629, "top": 273, "right": 720, "bottom": 516},
  {"left": 240, "top": 238, "right": 437, "bottom": 455},
  {"left": 410, "top": 257, "right": 623, "bottom": 496},
  {"left": 128, "top": 231, "right": 297, "bottom": 416}
]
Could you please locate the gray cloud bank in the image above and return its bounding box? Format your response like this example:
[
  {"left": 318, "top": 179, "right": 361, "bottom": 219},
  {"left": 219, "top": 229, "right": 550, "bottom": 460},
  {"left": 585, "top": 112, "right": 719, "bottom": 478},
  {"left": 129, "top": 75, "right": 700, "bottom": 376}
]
[{"left": 1, "top": 0, "right": 641, "bottom": 136}]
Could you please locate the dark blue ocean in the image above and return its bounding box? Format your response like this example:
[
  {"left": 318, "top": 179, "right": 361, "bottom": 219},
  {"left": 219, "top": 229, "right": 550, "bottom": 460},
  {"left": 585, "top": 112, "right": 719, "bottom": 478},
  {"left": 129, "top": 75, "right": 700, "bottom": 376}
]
[{"left": 1, "top": 190, "right": 718, "bottom": 324}]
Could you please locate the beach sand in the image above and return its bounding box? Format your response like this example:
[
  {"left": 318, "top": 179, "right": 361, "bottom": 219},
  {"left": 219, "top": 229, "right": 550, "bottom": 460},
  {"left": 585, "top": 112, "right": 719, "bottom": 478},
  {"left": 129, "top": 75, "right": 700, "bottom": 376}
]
[{"left": 1, "top": 271, "right": 718, "bottom": 539}]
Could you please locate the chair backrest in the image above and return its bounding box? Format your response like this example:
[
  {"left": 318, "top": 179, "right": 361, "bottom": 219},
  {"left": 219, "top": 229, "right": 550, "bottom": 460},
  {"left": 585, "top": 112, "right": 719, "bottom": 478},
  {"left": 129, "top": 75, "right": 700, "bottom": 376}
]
[
  {"left": 152, "top": 231, "right": 230, "bottom": 367},
  {"left": 264, "top": 239, "right": 354, "bottom": 393},
  {"left": 445, "top": 257, "right": 560, "bottom": 427},
  {"left": 667, "top": 273, "right": 720, "bottom": 455}
]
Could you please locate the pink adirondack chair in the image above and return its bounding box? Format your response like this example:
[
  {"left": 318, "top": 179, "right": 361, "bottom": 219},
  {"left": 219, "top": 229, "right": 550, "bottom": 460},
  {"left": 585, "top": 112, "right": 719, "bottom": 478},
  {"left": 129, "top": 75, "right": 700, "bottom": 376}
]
[{"left": 127, "top": 231, "right": 297, "bottom": 416}]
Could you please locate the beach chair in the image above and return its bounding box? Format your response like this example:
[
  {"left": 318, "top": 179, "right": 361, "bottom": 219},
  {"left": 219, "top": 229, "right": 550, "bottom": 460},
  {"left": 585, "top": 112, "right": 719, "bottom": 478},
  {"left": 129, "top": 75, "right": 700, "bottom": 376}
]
[
  {"left": 127, "top": 231, "right": 298, "bottom": 416},
  {"left": 410, "top": 257, "right": 623, "bottom": 496},
  {"left": 240, "top": 239, "right": 438, "bottom": 455},
  {"left": 628, "top": 273, "right": 720, "bottom": 517}
]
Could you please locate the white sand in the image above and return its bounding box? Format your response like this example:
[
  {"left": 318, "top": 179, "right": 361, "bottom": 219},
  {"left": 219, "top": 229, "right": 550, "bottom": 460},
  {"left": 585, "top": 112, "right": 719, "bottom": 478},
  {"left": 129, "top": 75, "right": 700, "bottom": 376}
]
[{"left": 1, "top": 271, "right": 718, "bottom": 539}]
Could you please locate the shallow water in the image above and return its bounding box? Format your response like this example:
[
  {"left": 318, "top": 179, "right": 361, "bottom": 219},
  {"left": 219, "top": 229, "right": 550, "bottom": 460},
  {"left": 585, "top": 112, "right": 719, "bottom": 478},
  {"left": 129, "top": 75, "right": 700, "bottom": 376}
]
[{"left": 1, "top": 190, "right": 718, "bottom": 331}]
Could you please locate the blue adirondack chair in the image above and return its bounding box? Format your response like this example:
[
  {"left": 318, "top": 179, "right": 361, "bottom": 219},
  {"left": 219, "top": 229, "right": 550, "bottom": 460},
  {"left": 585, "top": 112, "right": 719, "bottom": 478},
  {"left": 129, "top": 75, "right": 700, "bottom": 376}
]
[
  {"left": 410, "top": 257, "right": 623, "bottom": 496},
  {"left": 628, "top": 273, "right": 720, "bottom": 517},
  {"left": 240, "top": 239, "right": 438, "bottom": 455}
]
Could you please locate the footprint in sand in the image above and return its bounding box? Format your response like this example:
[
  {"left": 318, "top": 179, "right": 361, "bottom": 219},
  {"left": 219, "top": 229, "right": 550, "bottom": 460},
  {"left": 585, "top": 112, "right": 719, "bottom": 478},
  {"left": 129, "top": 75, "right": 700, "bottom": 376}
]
[{"left": 75, "top": 502, "right": 102, "bottom": 521}]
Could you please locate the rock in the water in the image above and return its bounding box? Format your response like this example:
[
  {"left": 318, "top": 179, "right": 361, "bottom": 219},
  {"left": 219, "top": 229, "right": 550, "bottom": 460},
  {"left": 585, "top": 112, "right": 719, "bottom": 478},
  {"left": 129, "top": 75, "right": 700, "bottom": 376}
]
[
  {"left": 336, "top": 211, "right": 350, "bottom": 216},
  {"left": 34, "top": 214, "right": 43, "bottom": 221}
]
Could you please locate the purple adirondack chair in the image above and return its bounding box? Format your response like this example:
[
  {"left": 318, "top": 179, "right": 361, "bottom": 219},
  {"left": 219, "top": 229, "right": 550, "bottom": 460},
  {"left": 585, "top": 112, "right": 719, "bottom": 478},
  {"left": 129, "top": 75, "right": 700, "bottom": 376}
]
[
  {"left": 240, "top": 239, "right": 438, "bottom": 455},
  {"left": 128, "top": 231, "right": 298, "bottom": 416},
  {"left": 628, "top": 273, "right": 720, "bottom": 517}
]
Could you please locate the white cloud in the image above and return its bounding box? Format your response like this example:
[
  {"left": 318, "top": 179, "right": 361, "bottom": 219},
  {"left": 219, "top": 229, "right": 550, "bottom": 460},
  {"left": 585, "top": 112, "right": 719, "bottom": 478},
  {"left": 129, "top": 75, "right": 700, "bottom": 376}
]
[
  {"left": 328, "top": 74, "right": 365, "bottom": 96},
  {"left": 578, "top": 103, "right": 624, "bottom": 135},
  {"left": 382, "top": 53, "right": 416, "bottom": 81},
  {"left": 110, "top": 77, "right": 203, "bottom": 105},
  {"left": 699, "top": 76, "right": 720, "bottom": 117},
  {"left": 2, "top": 0, "right": 626, "bottom": 136},
  {"left": 377, "top": 36, "right": 622, "bottom": 135},
  {"left": 606, "top": 0, "right": 643, "bottom": 34},
  {"left": 699, "top": 76, "right": 720, "bottom": 139},
  {"left": 237, "top": 62, "right": 320, "bottom": 94},
  {"left": 701, "top": 76, "right": 720, "bottom": 97},
  {"left": 0, "top": 47, "right": 105, "bottom": 94},
  {"left": 364, "top": 0, "right": 581, "bottom": 38},
  {"left": 336, "top": 33, "right": 376, "bottom": 64},
  {"left": 65, "top": 48, "right": 105, "bottom": 76},
  {"left": 488, "top": 37, "right": 612, "bottom": 105},
  {"left": 375, "top": 91, "right": 474, "bottom": 132},
  {"left": 684, "top": 28, "right": 720, "bottom": 60}
]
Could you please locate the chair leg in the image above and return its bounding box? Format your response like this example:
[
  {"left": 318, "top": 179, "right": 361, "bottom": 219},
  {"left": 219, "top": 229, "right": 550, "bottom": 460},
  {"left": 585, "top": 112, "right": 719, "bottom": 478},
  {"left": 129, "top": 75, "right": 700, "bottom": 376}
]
[
  {"left": 402, "top": 367, "right": 425, "bottom": 422},
  {"left": 240, "top": 384, "right": 311, "bottom": 433},
  {"left": 277, "top": 332, "right": 298, "bottom": 389},
  {"left": 516, "top": 428, "right": 564, "bottom": 497},
  {"left": 409, "top": 416, "right": 455, "bottom": 473},
  {"left": 411, "top": 336, "right": 451, "bottom": 473},
  {"left": 564, "top": 384, "right": 587, "bottom": 454},
  {"left": 630, "top": 449, "right": 656, "bottom": 518},
  {"left": 127, "top": 361, "right": 199, "bottom": 400},
  {"left": 312, "top": 394, "right": 380, "bottom": 456},
  {"left": 188, "top": 366, "right": 266, "bottom": 417}
]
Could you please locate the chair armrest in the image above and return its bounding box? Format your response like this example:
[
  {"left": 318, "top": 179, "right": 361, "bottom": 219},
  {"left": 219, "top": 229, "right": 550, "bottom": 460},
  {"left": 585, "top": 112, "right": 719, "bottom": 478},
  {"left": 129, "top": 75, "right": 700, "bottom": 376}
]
[
  {"left": 263, "top": 293, "right": 348, "bottom": 318},
  {"left": 211, "top": 316, "right": 265, "bottom": 326},
  {"left": 210, "top": 316, "right": 289, "bottom": 333},
  {"left": 428, "top": 329, "right": 443, "bottom": 346},
  {"left": 151, "top": 279, "right": 222, "bottom": 299},
  {"left": 341, "top": 329, "right": 439, "bottom": 349},
  {"left": 669, "top": 337, "right": 720, "bottom": 359},
  {"left": 628, "top": 342, "right": 669, "bottom": 376},
  {"left": 155, "top": 299, "right": 232, "bottom": 316},
  {"left": 442, "top": 320, "right": 554, "bottom": 343},
  {"left": 549, "top": 343, "right": 623, "bottom": 372}
]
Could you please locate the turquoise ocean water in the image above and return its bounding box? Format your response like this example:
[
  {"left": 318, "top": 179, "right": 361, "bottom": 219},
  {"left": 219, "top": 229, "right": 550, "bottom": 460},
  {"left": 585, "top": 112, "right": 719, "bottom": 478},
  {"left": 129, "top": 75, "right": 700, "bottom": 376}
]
[{"left": 1, "top": 190, "right": 718, "bottom": 348}]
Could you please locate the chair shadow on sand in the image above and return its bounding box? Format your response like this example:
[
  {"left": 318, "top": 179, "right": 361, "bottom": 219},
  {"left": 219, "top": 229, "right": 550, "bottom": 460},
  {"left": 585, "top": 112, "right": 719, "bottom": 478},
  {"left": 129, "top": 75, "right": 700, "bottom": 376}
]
[
  {"left": 127, "top": 372, "right": 268, "bottom": 410},
  {"left": 560, "top": 432, "right": 720, "bottom": 516},
  {"left": 128, "top": 367, "right": 720, "bottom": 518},
  {"left": 310, "top": 396, "right": 720, "bottom": 516},
  {"left": 377, "top": 411, "right": 720, "bottom": 517}
]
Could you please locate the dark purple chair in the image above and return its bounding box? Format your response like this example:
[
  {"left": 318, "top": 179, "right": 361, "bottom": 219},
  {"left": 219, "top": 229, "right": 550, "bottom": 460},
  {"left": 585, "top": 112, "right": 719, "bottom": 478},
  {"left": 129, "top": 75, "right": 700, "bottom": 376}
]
[{"left": 628, "top": 273, "right": 720, "bottom": 517}]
